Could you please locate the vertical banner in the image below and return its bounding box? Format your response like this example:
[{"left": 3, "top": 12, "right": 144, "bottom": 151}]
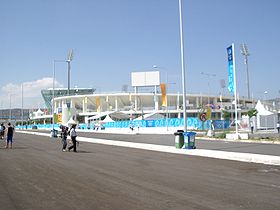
[
  {"left": 206, "top": 107, "right": 212, "bottom": 119},
  {"left": 160, "top": 83, "right": 167, "bottom": 107},
  {"left": 227, "top": 43, "right": 239, "bottom": 138},
  {"left": 95, "top": 96, "right": 100, "bottom": 112},
  {"left": 227, "top": 45, "right": 235, "bottom": 95}
]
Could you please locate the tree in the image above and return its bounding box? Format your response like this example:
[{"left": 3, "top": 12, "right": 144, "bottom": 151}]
[
  {"left": 222, "top": 110, "right": 231, "bottom": 120},
  {"left": 247, "top": 108, "right": 258, "bottom": 119}
]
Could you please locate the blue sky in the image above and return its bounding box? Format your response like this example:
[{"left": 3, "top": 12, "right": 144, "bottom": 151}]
[{"left": 1, "top": 0, "right": 279, "bottom": 108}]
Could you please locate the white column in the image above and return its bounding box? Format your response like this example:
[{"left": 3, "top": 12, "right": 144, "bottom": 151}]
[
  {"left": 82, "top": 99, "right": 85, "bottom": 113},
  {"left": 115, "top": 97, "right": 118, "bottom": 111},
  {"left": 54, "top": 101, "right": 57, "bottom": 114},
  {"left": 154, "top": 85, "right": 159, "bottom": 111},
  {"left": 134, "top": 86, "right": 137, "bottom": 111}
]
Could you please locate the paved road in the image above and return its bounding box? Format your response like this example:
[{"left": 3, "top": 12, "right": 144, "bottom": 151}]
[
  {"left": 29, "top": 130, "right": 280, "bottom": 156},
  {"left": 79, "top": 132, "right": 280, "bottom": 156},
  {"left": 0, "top": 133, "right": 280, "bottom": 209}
]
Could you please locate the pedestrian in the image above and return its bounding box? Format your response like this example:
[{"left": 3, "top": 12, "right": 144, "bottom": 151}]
[
  {"left": 0, "top": 123, "right": 6, "bottom": 139},
  {"left": 68, "top": 124, "right": 77, "bottom": 152},
  {"left": 129, "top": 123, "right": 134, "bottom": 132},
  {"left": 6, "top": 123, "right": 14, "bottom": 149},
  {"left": 277, "top": 121, "right": 280, "bottom": 134},
  {"left": 60, "top": 126, "right": 68, "bottom": 152},
  {"left": 0, "top": 123, "right": 3, "bottom": 139},
  {"left": 250, "top": 121, "right": 254, "bottom": 134}
]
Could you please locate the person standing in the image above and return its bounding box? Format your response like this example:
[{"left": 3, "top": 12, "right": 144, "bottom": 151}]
[
  {"left": 68, "top": 124, "right": 77, "bottom": 152},
  {"left": 61, "top": 126, "right": 68, "bottom": 152},
  {"left": 250, "top": 121, "right": 254, "bottom": 134},
  {"left": 0, "top": 123, "right": 6, "bottom": 139},
  {"left": 6, "top": 123, "right": 14, "bottom": 149},
  {"left": 277, "top": 121, "right": 280, "bottom": 134},
  {"left": 0, "top": 123, "right": 3, "bottom": 139}
]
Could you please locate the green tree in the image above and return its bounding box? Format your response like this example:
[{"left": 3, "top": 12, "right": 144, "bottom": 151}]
[
  {"left": 222, "top": 110, "right": 231, "bottom": 120},
  {"left": 247, "top": 108, "right": 258, "bottom": 119}
]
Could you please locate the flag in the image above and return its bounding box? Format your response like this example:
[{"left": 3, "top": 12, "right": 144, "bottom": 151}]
[
  {"left": 96, "top": 96, "right": 100, "bottom": 112},
  {"left": 227, "top": 45, "right": 235, "bottom": 95},
  {"left": 160, "top": 84, "right": 167, "bottom": 107},
  {"left": 206, "top": 107, "right": 212, "bottom": 119}
]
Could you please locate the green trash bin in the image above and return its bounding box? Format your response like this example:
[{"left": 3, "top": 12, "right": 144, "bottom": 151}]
[
  {"left": 183, "top": 132, "right": 197, "bottom": 149},
  {"left": 174, "top": 130, "right": 184, "bottom": 148}
]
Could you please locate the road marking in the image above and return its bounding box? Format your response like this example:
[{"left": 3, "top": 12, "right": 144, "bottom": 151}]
[{"left": 18, "top": 131, "right": 280, "bottom": 166}]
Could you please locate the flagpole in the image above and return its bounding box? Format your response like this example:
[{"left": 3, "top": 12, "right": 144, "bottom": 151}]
[{"left": 232, "top": 43, "right": 239, "bottom": 139}]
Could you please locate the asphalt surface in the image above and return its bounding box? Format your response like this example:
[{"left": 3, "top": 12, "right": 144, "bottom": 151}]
[
  {"left": 0, "top": 132, "right": 280, "bottom": 209},
  {"left": 31, "top": 130, "right": 280, "bottom": 156},
  {"left": 79, "top": 132, "right": 280, "bottom": 156}
]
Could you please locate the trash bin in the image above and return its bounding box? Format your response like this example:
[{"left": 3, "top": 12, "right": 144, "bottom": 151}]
[
  {"left": 183, "top": 132, "right": 197, "bottom": 149},
  {"left": 50, "top": 129, "right": 58, "bottom": 138},
  {"left": 174, "top": 130, "right": 184, "bottom": 148}
]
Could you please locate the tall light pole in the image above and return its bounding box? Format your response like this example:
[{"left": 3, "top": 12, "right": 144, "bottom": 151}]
[
  {"left": 178, "top": 0, "right": 187, "bottom": 132},
  {"left": 9, "top": 94, "right": 15, "bottom": 122},
  {"left": 52, "top": 60, "right": 65, "bottom": 132},
  {"left": 21, "top": 83, "right": 24, "bottom": 128},
  {"left": 240, "top": 43, "right": 251, "bottom": 99},
  {"left": 66, "top": 49, "right": 74, "bottom": 96},
  {"left": 264, "top": 90, "right": 268, "bottom": 130},
  {"left": 201, "top": 72, "right": 216, "bottom": 105},
  {"left": 153, "top": 65, "right": 176, "bottom": 131}
]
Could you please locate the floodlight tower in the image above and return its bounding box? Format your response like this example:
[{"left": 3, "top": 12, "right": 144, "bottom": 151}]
[
  {"left": 240, "top": 43, "right": 250, "bottom": 99},
  {"left": 66, "top": 49, "right": 74, "bottom": 96},
  {"left": 201, "top": 72, "right": 216, "bottom": 105}
]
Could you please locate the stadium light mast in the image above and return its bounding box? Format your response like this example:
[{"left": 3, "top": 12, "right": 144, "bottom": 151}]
[
  {"left": 240, "top": 43, "right": 250, "bottom": 99},
  {"left": 52, "top": 59, "right": 66, "bottom": 134},
  {"left": 66, "top": 49, "right": 74, "bottom": 96},
  {"left": 201, "top": 72, "right": 216, "bottom": 105}
]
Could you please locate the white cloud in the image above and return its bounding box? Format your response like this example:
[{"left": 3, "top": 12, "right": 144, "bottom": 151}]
[{"left": 0, "top": 77, "right": 64, "bottom": 109}]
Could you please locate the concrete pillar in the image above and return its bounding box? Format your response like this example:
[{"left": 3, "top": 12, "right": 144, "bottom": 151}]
[
  {"left": 196, "top": 97, "right": 199, "bottom": 108},
  {"left": 134, "top": 87, "right": 137, "bottom": 111},
  {"left": 115, "top": 97, "right": 118, "bottom": 111},
  {"left": 154, "top": 86, "right": 158, "bottom": 111}
]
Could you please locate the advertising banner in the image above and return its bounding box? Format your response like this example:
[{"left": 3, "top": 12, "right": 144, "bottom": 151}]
[
  {"left": 160, "top": 83, "right": 167, "bottom": 107},
  {"left": 95, "top": 96, "right": 100, "bottom": 112},
  {"left": 227, "top": 45, "right": 235, "bottom": 95}
]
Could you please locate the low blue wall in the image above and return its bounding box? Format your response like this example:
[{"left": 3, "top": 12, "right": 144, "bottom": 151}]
[{"left": 17, "top": 118, "right": 230, "bottom": 130}]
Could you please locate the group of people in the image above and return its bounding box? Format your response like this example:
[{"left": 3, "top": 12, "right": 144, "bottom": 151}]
[
  {"left": 0, "top": 122, "right": 14, "bottom": 149},
  {"left": 60, "top": 124, "right": 78, "bottom": 152}
]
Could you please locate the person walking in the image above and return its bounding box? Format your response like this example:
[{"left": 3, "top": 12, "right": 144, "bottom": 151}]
[
  {"left": 250, "top": 121, "right": 254, "bottom": 134},
  {"left": 277, "top": 121, "right": 280, "bottom": 134},
  {"left": 68, "top": 124, "right": 77, "bottom": 152},
  {"left": 6, "top": 123, "right": 14, "bottom": 149},
  {"left": 60, "top": 126, "right": 68, "bottom": 152}
]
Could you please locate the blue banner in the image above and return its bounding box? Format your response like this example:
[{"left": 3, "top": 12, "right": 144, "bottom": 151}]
[{"left": 227, "top": 45, "right": 234, "bottom": 95}]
